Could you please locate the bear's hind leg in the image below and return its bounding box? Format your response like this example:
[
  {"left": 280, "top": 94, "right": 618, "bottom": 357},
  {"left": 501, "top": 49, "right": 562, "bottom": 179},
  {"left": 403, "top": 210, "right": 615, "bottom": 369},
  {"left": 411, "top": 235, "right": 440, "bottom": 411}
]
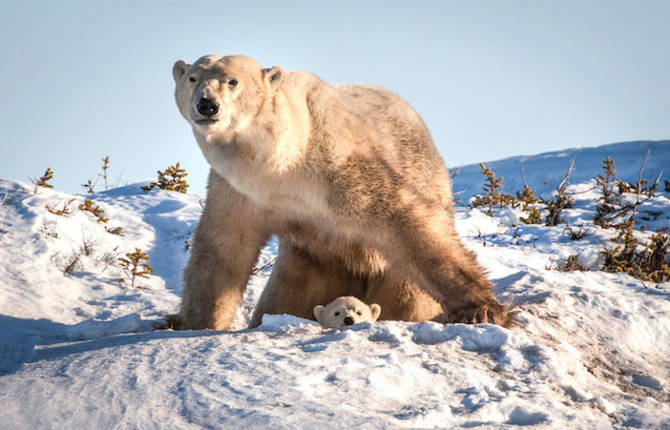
[
  {"left": 366, "top": 205, "right": 512, "bottom": 327},
  {"left": 364, "top": 271, "right": 444, "bottom": 322}
]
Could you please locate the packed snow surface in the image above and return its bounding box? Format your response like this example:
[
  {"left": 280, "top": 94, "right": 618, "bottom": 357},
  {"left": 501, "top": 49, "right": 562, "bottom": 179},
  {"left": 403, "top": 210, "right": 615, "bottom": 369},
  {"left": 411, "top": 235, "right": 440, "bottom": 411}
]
[{"left": 1, "top": 140, "right": 669, "bottom": 429}]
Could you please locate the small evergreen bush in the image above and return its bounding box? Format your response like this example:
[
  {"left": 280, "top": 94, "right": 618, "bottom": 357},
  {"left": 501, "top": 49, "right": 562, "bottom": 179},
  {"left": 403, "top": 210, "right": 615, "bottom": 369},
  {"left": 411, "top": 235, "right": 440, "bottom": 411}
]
[
  {"left": 119, "top": 248, "right": 154, "bottom": 288},
  {"left": 141, "top": 162, "right": 189, "bottom": 193}
]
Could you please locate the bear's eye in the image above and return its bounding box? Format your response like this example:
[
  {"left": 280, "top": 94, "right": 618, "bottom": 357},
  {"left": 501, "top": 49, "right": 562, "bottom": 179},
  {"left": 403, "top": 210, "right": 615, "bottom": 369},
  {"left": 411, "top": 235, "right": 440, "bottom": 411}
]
[
  {"left": 188, "top": 76, "right": 196, "bottom": 83},
  {"left": 228, "top": 79, "right": 238, "bottom": 87},
  {"left": 357, "top": 311, "right": 362, "bottom": 316},
  {"left": 334, "top": 311, "right": 340, "bottom": 316}
]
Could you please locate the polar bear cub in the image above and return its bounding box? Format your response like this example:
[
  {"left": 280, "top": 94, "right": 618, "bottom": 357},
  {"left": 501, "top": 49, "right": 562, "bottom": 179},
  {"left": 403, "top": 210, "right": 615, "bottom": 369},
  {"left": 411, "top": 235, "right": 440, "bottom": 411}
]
[{"left": 313, "top": 296, "right": 382, "bottom": 328}]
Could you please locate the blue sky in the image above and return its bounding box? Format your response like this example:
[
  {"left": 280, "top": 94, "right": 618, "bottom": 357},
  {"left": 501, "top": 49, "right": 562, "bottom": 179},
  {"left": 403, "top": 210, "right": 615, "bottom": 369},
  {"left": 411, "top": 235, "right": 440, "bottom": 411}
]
[{"left": 1, "top": 1, "right": 669, "bottom": 195}]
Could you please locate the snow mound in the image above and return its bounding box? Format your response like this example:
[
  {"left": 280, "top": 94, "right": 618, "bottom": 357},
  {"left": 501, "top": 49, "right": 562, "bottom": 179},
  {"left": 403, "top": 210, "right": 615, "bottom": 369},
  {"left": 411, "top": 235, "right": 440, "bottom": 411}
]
[
  {"left": 1, "top": 140, "right": 670, "bottom": 428},
  {"left": 410, "top": 322, "right": 510, "bottom": 351},
  {"left": 65, "top": 313, "right": 144, "bottom": 340}
]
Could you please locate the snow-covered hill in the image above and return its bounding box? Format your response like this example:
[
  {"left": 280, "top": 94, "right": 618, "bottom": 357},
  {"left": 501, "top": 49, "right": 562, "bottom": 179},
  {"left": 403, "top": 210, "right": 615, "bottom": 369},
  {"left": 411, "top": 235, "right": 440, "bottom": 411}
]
[
  {"left": 450, "top": 140, "right": 670, "bottom": 201},
  {"left": 1, "top": 141, "right": 669, "bottom": 429}
]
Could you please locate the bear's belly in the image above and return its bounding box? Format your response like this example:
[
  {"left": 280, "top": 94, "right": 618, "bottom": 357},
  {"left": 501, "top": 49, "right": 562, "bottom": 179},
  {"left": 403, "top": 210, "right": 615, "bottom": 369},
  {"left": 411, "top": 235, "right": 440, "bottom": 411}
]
[{"left": 275, "top": 220, "right": 389, "bottom": 275}]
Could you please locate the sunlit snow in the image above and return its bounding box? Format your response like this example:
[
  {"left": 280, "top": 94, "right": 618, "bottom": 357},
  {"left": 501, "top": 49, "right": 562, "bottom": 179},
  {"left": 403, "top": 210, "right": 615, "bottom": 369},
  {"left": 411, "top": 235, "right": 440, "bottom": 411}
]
[{"left": 1, "top": 140, "right": 669, "bottom": 429}]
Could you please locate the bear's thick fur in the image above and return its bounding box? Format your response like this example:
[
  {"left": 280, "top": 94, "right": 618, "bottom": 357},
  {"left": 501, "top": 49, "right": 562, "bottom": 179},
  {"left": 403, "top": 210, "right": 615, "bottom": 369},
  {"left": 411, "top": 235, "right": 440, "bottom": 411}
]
[
  {"left": 314, "top": 296, "right": 381, "bottom": 328},
  {"left": 169, "top": 55, "right": 510, "bottom": 330}
]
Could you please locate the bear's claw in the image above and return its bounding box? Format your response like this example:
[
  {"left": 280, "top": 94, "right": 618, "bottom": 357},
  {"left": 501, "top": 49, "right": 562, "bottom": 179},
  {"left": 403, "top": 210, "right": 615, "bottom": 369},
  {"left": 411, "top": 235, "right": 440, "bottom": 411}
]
[
  {"left": 447, "top": 303, "right": 514, "bottom": 327},
  {"left": 159, "top": 314, "right": 184, "bottom": 330}
]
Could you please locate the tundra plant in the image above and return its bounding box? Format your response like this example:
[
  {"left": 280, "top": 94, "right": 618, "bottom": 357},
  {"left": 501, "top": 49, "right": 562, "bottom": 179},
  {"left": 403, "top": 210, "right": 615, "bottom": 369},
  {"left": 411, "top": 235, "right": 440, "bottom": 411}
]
[{"left": 119, "top": 248, "right": 154, "bottom": 288}]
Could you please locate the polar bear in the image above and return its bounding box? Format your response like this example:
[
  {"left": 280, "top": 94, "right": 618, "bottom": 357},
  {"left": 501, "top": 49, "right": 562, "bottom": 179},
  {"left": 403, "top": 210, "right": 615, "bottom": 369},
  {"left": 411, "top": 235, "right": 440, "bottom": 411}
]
[
  {"left": 168, "top": 54, "right": 511, "bottom": 330},
  {"left": 314, "top": 296, "right": 381, "bottom": 328}
]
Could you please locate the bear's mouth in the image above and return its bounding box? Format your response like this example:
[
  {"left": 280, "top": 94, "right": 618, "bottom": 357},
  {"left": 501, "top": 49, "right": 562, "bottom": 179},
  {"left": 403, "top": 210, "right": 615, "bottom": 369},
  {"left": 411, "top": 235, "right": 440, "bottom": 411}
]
[{"left": 195, "top": 118, "right": 219, "bottom": 125}]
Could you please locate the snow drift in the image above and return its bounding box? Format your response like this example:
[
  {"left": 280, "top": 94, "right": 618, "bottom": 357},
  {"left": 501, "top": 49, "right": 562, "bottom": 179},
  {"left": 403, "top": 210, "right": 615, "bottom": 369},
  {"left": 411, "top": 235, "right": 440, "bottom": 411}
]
[{"left": 0, "top": 140, "right": 669, "bottom": 429}]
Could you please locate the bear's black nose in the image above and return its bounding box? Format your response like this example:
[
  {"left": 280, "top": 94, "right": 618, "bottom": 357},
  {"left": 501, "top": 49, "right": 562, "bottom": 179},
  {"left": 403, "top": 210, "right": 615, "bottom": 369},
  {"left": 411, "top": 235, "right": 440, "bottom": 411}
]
[
  {"left": 343, "top": 316, "right": 355, "bottom": 326},
  {"left": 196, "top": 98, "right": 219, "bottom": 117}
]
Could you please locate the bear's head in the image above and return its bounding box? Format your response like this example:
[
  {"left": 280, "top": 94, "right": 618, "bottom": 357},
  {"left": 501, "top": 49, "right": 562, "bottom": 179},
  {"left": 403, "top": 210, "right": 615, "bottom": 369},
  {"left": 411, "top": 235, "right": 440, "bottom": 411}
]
[
  {"left": 172, "top": 55, "right": 283, "bottom": 139},
  {"left": 313, "top": 296, "right": 381, "bottom": 328}
]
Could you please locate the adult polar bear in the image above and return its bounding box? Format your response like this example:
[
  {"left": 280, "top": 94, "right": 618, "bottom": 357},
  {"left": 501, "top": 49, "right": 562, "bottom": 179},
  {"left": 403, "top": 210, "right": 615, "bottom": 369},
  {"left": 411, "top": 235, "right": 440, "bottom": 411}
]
[{"left": 169, "top": 55, "right": 511, "bottom": 330}]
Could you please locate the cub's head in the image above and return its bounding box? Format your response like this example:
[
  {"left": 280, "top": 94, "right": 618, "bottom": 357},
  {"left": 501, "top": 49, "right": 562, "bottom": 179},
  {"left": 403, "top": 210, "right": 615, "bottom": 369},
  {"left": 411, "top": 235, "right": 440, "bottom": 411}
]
[
  {"left": 313, "top": 296, "right": 382, "bottom": 328},
  {"left": 172, "top": 55, "right": 283, "bottom": 137}
]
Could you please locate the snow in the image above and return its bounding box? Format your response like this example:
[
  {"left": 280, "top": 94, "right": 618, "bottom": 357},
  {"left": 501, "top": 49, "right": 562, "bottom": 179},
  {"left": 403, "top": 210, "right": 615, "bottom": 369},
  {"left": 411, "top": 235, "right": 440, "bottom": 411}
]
[
  {"left": 1, "top": 140, "right": 669, "bottom": 429},
  {"left": 450, "top": 140, "right": 670, "bottom": 202}
]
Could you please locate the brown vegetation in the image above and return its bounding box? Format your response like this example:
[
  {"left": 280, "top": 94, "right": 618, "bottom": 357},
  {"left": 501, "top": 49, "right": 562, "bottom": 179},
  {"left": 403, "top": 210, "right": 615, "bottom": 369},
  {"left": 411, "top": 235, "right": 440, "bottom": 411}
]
[{"left": 141, "top": 162, "right": 189, "bottom": 193}]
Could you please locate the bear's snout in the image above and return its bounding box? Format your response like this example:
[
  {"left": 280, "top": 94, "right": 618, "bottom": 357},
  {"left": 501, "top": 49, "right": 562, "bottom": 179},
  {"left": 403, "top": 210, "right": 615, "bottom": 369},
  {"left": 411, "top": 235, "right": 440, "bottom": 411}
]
[
  {"left": 343, "top": 316, "right": 355, "bottom": 326},
  {"left": 196, "top": 97, "right": 219, "bottom": 117}
]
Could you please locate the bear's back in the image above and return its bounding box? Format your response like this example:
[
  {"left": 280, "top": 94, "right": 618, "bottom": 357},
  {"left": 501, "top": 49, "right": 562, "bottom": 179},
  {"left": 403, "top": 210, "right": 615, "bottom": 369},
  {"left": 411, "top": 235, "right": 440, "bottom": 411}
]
[{"left": 333, "top": 83, "right": 425, "bottom": 130}]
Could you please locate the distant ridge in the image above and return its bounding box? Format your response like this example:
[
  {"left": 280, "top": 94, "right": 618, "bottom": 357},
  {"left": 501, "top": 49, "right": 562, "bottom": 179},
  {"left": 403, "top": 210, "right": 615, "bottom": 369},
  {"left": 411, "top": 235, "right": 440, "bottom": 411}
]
[{"left": 450, "top": 140, "right": 670, "bottom": 200}]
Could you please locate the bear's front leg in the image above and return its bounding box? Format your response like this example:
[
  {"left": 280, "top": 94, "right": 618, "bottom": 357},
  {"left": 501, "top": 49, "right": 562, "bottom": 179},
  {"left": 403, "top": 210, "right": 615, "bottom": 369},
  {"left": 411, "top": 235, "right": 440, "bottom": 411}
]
[{"left": 171, "top": 171, "right": 269, "bottom": 330}]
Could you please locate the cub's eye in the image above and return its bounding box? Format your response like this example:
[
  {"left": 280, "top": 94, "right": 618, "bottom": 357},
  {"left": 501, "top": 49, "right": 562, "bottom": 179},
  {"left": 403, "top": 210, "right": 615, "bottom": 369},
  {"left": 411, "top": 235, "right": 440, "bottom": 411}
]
[
  {"left": 357, "top": 311, "right": 362, "bottom": 316},
  {"left": 228, "top": 79, "right": 238, "bottom": 87},
  {"left": 334, "top": 311, "right": 340, "bottom": 316},
  {"left": 188, "top": 76, "right": 196, "bottom": 83}
]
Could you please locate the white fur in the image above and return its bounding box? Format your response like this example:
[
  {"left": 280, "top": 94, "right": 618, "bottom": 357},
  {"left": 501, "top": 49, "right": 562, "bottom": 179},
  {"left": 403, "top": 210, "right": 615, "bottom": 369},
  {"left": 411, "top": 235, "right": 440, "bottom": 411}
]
[{"left": 313, "top": 296, "right": 381, "bottom": 328}]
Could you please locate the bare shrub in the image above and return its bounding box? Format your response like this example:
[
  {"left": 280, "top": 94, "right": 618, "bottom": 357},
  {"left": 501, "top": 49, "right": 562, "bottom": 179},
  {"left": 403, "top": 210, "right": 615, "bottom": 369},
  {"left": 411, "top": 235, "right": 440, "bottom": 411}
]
[
  {"left": 0, "top": 193, "right": 10, "bottom": 234},
  {"left": 540, "top": 155, "right": 575, "bottom": 226},
  {"left": 79, "top": 199, "right": 108, "bottom": 223},
  {"left": 51, "top": 249, "right": 84, "bottom": 275},
  {"left": 555, "top": 254, "right": 589, "bottom": 272},
  {"left": 99, "top": 248, "right": 120, "bottom": 272},
  {"left": 251, "top": 256, "right": 277, "bottom": 275},
  {"left": 105, "top": 226, "right": 124, "bottom": 235},
  {"left": 563, "top": 224, "right": 591, "bottom": 240},
  {"left": 81, "top": 178, "right": 97, "bottom": 194},
  {"left": 601, "top": 232, "right": 670, "bottom": 284},
  {"left": 39, "top": 222, "right": 59, "bottom": 239},
  {"left": 594, "top": 151, "right": 662, "bottom": 230},
  {"left": 81, "top": 235, "right": 98, "bottom": 257},
  {"left": 45, "top": 199, "right": 75, "bottom": 216},
  {"left": 31, "top": 168, "right": 54, "bottom": 194}
]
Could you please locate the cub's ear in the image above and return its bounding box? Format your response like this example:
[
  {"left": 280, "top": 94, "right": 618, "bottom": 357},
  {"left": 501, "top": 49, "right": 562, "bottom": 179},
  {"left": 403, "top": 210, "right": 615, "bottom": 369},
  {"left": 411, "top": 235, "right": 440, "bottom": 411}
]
[
  {"left": 313, "top": 305, "right": 326, "bottom": 323},
  {"left": 369, "top": 304, "right": 381, "bottom": 322},
  {"left": 262, "top": 65, "right": 284, "bottom": 87},
  {"left": 172, "top": 60, "right": 190, "bottom": 83}
]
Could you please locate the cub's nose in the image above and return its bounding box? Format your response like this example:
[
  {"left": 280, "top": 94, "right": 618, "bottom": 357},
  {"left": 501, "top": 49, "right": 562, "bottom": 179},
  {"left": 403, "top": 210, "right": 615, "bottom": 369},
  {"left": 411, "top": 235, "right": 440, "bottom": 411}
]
[
  {"left": 196, "top": 97, "right": 219, "bottom": 117},
  {"left": 343, "top": 316, "right": 355, "bottom": 326}
]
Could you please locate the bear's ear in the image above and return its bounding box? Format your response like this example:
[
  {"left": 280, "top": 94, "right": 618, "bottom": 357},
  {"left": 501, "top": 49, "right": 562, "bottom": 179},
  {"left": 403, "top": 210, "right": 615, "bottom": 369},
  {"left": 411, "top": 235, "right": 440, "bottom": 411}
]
[
  {"left": 313, "top": 305, "right": 325, "bottom": 323},
  {"left": 173, "top": 60, "right": 190, "bottom": 83},
  {"left": 369, "top": 304, "right": 381, "bottom": 322},
  {"left": 262, "top": 65, "right": 284, "bottom": 87}
]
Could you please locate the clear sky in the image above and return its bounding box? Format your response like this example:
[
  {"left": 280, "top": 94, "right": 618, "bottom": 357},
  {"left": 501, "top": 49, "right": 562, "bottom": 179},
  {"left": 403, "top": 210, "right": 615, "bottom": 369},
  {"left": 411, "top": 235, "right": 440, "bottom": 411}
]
[{"left": 1, "top": 1, "right": 669, "bottom": 195}]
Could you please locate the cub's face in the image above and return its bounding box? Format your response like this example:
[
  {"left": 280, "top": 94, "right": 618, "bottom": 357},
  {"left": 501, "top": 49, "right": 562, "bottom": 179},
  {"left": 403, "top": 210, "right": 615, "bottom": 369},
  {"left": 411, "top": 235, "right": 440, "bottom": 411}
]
[
  {"left": 172, "top": 55, "right": 283, "bottom": 138},
  {"left": 313, "top": 296, "right": 382, "bottom": 328}
]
